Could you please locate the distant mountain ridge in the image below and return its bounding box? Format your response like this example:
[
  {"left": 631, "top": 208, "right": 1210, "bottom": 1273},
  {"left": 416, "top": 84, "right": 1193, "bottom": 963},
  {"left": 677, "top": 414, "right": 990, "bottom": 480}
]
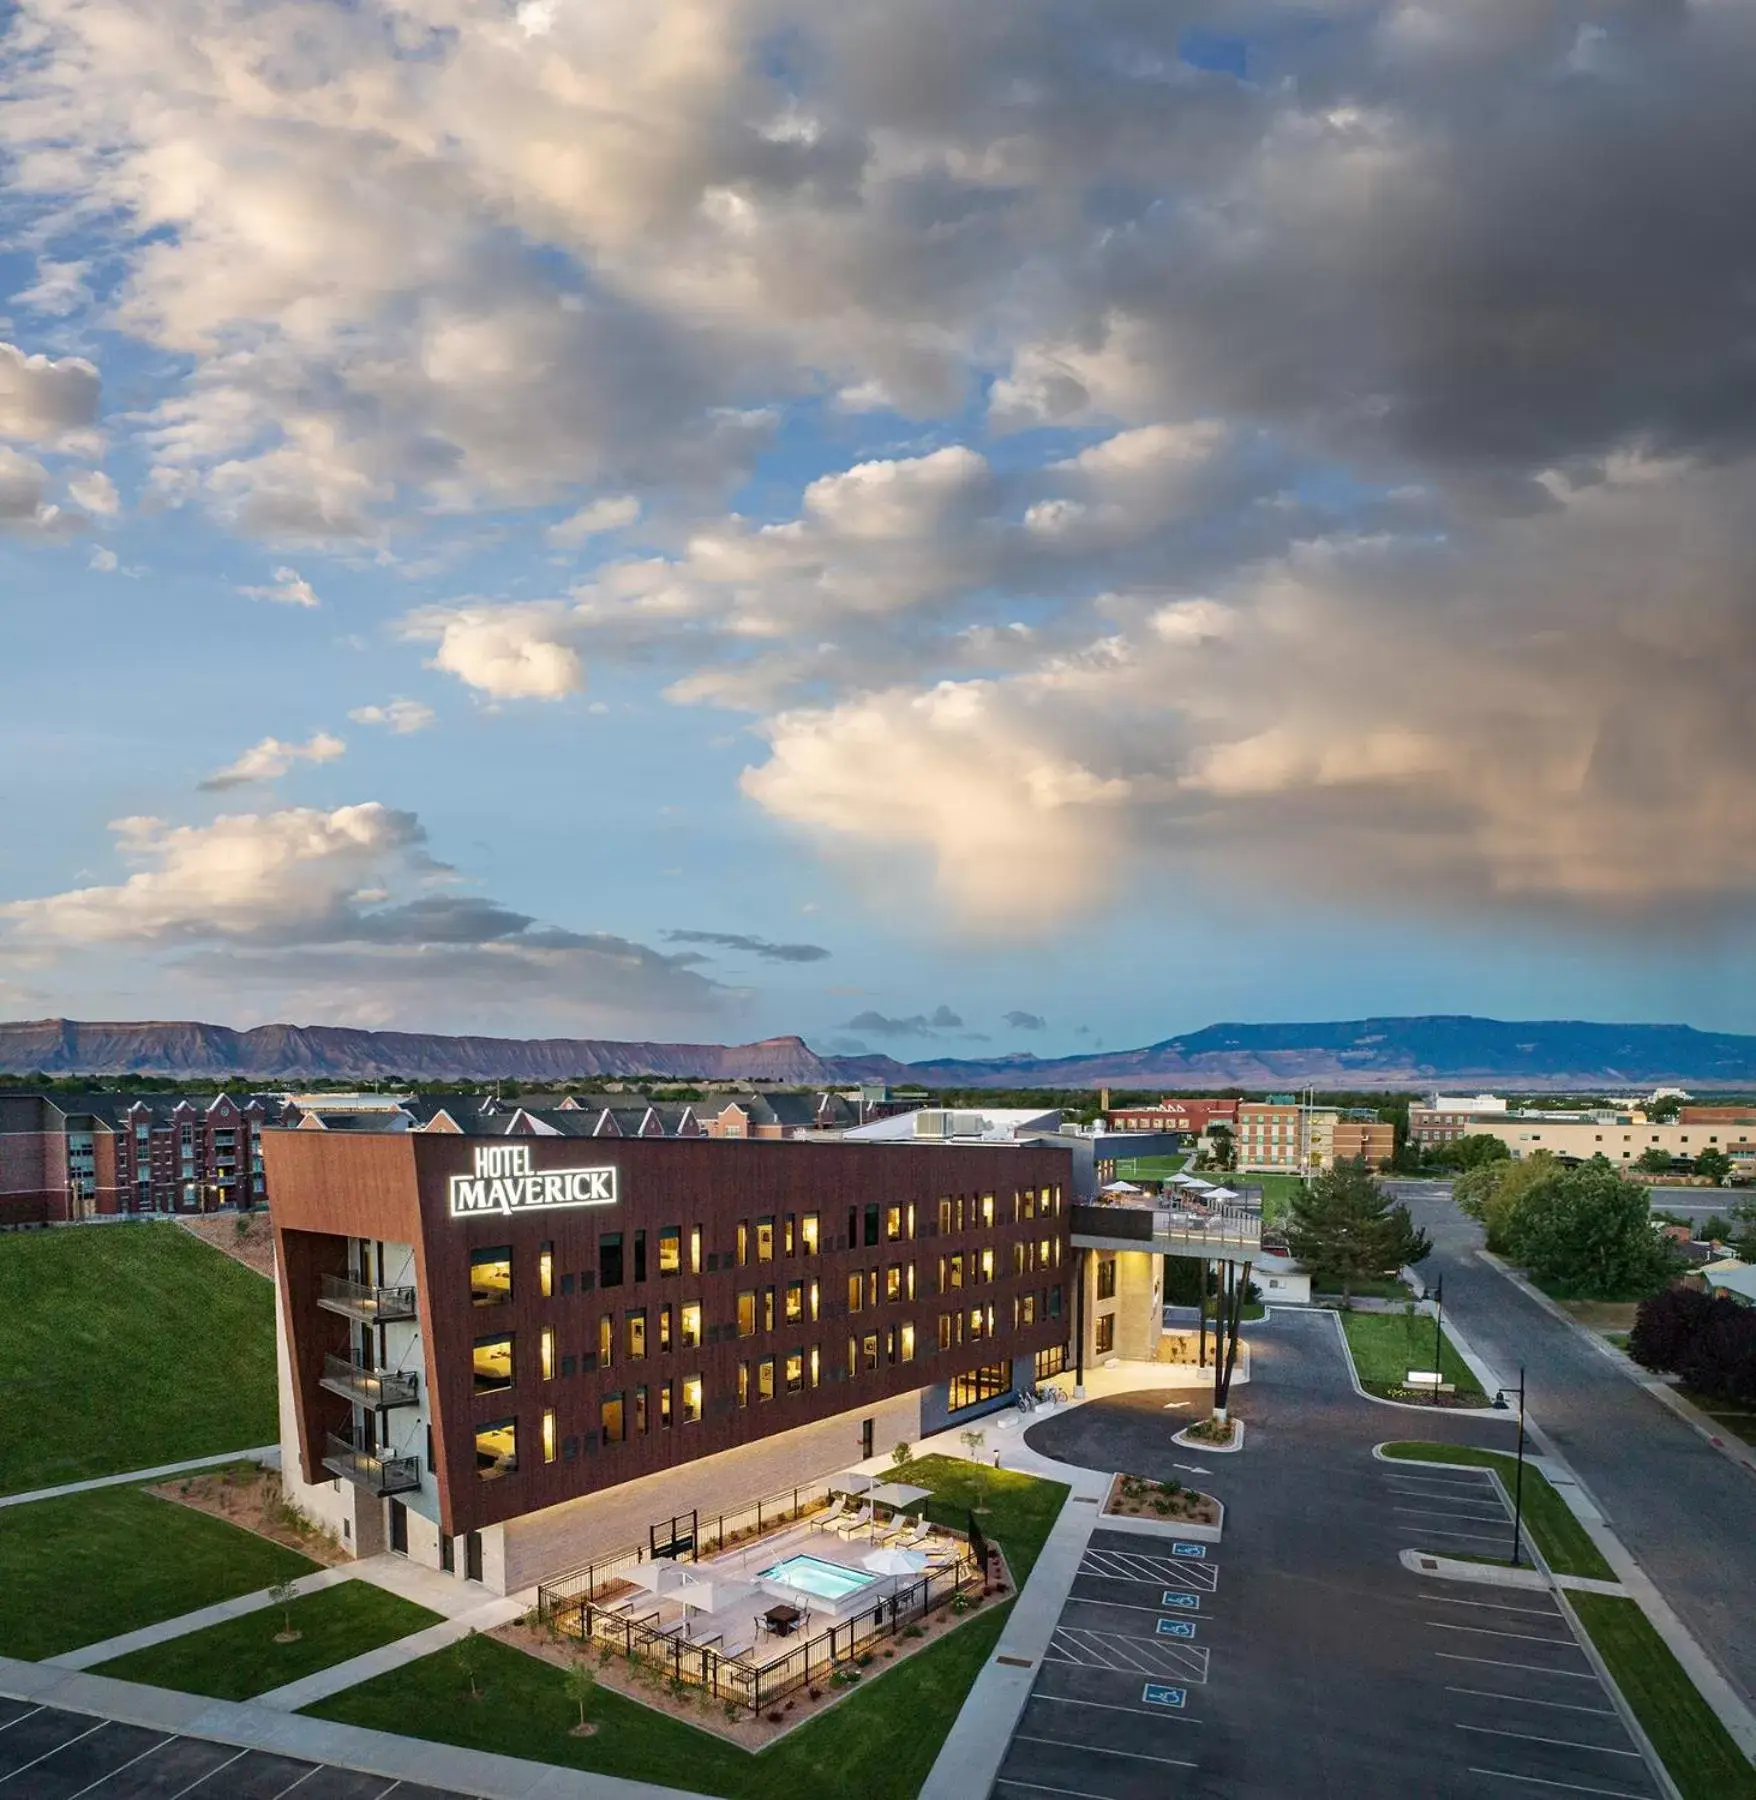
[
  {"left": 1, "top": 1014, "right": 1752, "bottom": 1091},
  {"left": 0, "top": 1017, "right": 905, "bottom": 1085},
  {"left": 901, "top": 1016, "right": 1756, "bottom": 1091}
]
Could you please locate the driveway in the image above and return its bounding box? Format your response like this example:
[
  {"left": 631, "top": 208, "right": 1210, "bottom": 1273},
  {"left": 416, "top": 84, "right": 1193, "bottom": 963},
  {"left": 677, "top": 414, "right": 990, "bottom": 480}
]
[
  {"left": 989, "top": 1310, "right": 1661, "bottom": 1799},
  {"left": 1389, "top": 1180, "right": 1756, "bottom": 1714}
]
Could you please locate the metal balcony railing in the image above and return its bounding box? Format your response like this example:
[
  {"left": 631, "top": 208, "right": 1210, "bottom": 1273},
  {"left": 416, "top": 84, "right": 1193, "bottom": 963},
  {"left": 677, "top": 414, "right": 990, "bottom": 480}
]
[
  {"left": 317, "top": 1273, "right": 417, "bottom": 1323},
  {"left": 322, "top": 1430, "right": 421, "bottom": 1497},
  {"left": 1071, "top": 1200, "right": 1262, "bottom": 1260},
  {"left": 320, "top": 1352, "right": 419, "bottom": 1410}
]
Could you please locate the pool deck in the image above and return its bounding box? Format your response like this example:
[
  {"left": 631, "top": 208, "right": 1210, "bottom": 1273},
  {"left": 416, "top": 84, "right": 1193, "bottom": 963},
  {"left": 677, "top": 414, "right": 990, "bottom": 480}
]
[{"left": 600, "top": 1518, "right": 965, "bottom": 1668}]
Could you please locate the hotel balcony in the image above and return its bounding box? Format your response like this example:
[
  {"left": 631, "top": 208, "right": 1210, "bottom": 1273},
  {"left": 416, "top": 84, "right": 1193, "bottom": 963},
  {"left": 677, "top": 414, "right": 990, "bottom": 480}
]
[
  {"left": 322, "top": 1430, "right": 421, "bottom": 1497},
  {"left": 317, "top": 1273, "right": 417, "bottom": 1323},
  {"left": 319, "top": 1352, "right": 419, "bottom": 1411},
  {"left": 1070, "top": 1199, "right": 1261, "bottom": 1263}
]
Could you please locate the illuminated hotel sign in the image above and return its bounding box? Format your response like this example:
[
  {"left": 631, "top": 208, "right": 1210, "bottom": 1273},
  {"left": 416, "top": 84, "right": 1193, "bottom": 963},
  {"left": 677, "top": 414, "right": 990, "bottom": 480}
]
[{"left": 448, "top": 1144, "right": 618, "bottom": 1218}]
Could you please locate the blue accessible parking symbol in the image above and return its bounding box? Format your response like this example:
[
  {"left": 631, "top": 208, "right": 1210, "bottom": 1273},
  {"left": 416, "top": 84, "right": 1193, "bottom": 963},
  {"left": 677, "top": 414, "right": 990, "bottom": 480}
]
[
  {"left": 1155, "top": 1618, "right": 1198, "bottom": 1639},
  {"left": 1160, "top": 1591, "right": 1199, "bottom": 1610},
  {"left": 1170, "top": 1542, "right": 1208, "bottom": 1559},
  {"left": 1143, "top": 1684, "right": 1188, "bottom": 1709}
]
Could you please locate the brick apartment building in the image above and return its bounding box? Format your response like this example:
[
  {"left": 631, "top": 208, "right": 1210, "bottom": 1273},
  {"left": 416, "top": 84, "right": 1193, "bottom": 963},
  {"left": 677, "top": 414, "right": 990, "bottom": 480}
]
[
  {"left": 1103, "top": 1098, "right": 1240, "bottom": 1135},
  {"left": 0, "top": 1091, "right": 273, "bottom": 1226}
]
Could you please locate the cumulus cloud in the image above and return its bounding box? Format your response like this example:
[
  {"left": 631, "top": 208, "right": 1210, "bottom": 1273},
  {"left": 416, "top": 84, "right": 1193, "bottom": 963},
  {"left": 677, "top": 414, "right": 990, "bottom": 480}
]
[
  {"left": 845, "top": 1005, "right": 964, "bottom": 1037},
  {"left": 662, "top": 929, "right": 830, "bottom": 963},
  {"left": 0, "top": 342, "right": 99, "bottom": 443},
  {"left": 1003, "top": 1010, "right": 1046, "bottom": 1031},
  {"left": 66, "top": 470, "right": 119, "bottom": 516},
  {"left": 348, "top": 699, "right": 436, "bottom": 735},
  {"left": 198, "top": 731, "right": 346, "bottom": 791},
  {"left": 239, "top": 567, "right": 319, "bottom": 608},
  {"left": 0, "top": 804, "right": 733, "bottom": 1031},
  {"left": 548, "top": 495, "right": 641, "bottom": 547},
  {"left": 404, "top": 604, "right": 583, "bottom": 702}
]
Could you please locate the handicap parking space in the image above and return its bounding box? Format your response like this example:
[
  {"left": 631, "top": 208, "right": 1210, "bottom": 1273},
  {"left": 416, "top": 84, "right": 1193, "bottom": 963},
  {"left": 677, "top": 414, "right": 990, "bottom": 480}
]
[
  {"left": 0, "top": 1703, "right": 482, "bottom": 1800},
  {"left": 991, "top": 1530, "right": 1218, "bottom": 1800}
]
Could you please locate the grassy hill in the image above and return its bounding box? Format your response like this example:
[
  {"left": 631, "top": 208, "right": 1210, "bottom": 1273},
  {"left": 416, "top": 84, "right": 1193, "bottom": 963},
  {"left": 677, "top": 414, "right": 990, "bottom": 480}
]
[{"left": 0, "top": 1223, "right": 278, "bottom": 1495}]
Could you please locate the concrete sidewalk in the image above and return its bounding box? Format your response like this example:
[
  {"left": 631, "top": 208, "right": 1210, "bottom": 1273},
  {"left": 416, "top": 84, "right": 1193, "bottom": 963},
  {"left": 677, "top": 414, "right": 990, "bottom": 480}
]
[
  {"left": 0, "top": 1654, "right": 699, "bottom": 1799},
  {"left": 0, "top": 1446, "right": 279, "bottom": 1511},
  {"left": 255, "top": 1593, "right": 528, "bottom": 1712},
  {"left": 47, "top": 1566, "right": 356, "bottom": 1671}
]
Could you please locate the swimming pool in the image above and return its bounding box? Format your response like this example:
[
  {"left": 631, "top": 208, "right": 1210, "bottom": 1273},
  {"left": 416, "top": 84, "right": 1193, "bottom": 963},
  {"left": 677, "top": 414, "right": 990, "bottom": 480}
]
[{"left": 756, "top": 1553, "right": 877, "bottom": 1603}]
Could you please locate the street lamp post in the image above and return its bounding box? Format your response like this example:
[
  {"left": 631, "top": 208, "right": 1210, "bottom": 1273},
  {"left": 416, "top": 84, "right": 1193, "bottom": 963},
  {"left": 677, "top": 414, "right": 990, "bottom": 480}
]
[
  {"left": 1492, "top": 1367, "right": 1528, "bottom": 1567},
  {"left": 1430, "top": 1276, "right": 1444, "bottom": 1406}
]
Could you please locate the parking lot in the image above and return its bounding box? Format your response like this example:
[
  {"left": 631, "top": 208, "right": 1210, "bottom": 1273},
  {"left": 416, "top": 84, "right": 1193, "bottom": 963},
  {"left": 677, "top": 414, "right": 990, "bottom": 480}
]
[
  {"left": 1006, "top": 1311, "right": 1665, "bottom": 1800},
  {"left": 0, "top": 1699, "right": 479, "bottom": 1800}
]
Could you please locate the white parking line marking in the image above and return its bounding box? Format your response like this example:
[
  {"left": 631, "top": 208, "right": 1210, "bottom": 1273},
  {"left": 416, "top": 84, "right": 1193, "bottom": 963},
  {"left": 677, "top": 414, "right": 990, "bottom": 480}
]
[
  {"left": 1430, "top": 1597, "right": 1564, "bottom": 1619},
  {"left": 63, "top": 1735, "right": 175, "bottom": 1800},
  {"left": 0, "top": 1719, "right": 107, "bottom": 1788},
  {"left": 166, "top": 1747, "right": 250, "bottom": 1800},
  {"left": 1467, "top": 1769, "right": 1651, "bottom": 1797},
  {"left": 995, "top": 1780, "right": 1114, "bottom": 1799},
  {"left": 1013, "top": 1735, "right": 1196, "bottom": 1770},
  {"left": 1046, "top": 1627, "right": 1210, "bottom": 1681},
  {"left": 0, "top": 1710, "right": 42, "bottom": 1737},
  {"left": 1032, "top": 1694, "right": 1202, "bottom": 1725},
  {"left": 1429, "top": 1622, "right": 1579, "bottom": 1647},
  {"left": 270, "top": 1766, "right": 324, "bottom": 1798},
  {"left": 1079, "top": 1550, "right": 1218, "bottom": 1592},
  {"left": 1403, "top": 1525, "right": 1521, "bottom": 1544},
  {"left": 1394, "top": 1504, "right": 1510, "bottom": 1522},
  {"left": 1065, "top": 1597, "right": 1198, "bottom": 1615},
  {"left": 1438, "top": 1654, "right": 1599, "bottom": 1679},
  {"left": 1446, "top": 1688, "right": 1617, "bottom": 1718},
  {"left": 1459, "top": 1725, "right": 1641, "bottom": 1758}
]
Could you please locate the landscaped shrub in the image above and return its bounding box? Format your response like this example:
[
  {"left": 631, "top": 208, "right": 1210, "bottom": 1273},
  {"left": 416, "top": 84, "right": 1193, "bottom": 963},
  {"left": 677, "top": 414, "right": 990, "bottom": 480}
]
[{"left": 1631, "top": 1284, "right": 1756, "bottom": 1407}]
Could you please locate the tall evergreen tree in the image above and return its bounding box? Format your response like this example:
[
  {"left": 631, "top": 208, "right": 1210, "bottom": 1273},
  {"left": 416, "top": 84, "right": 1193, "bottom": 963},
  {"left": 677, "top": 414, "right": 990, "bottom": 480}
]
[{"left": 1286, "top": 1160, "right": 1430, "bottom": 1303}]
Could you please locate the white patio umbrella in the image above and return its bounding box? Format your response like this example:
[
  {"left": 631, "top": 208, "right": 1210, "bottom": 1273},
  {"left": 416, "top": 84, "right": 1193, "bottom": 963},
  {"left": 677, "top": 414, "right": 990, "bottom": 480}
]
[
  {"left": 865, "top": 1481, "right": 931, "bottom": 1509},
  {"left": 673, "top": 1571, "right": 758, "bottom": 1614},
  {"left": 626, "top": 1559, "right": 694, "bottom": 1598},
  {"left": 861, "top": 1546, "right": 928, "bottom": 1577},
  {"left": 1100, "top": 1179, "right": 1143, "bottom": 1194},
  {"left": 830, "top": 1469, "right": 876, "bottom": 1495}
]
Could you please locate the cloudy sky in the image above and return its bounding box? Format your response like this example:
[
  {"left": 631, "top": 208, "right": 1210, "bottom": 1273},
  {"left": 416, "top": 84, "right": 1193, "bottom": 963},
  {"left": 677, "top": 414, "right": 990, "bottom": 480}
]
[{"left": 2, "top": 0, "right": 1754, "bottom": 1054}]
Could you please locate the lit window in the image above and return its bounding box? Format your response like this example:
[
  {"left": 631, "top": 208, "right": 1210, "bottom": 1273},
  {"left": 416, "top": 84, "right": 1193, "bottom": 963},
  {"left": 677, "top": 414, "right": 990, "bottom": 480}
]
[
  {"left": 658, "top": 1304, "right": 672, "bottom": 1352},
  {"left": 737, "top": 1291, "right": 756, "bottom": 1336},
  {"left": 539, "top": 1242, "right": 554, "bottom": 1299},
  {"left": 847, "top": 1273, "right": 864, "bottom": 1313},
  {"left": 738, "top": 1363, "right": 750, "bottom": 1407},
  {"left": 863, "top": 1333, "right": 880, "bottom": 1372},
  {"left": 634, "top": 1386, "right": 649, "bottom": 1434},
  {"left": 681, "top": 1375, "right": 702, "bottom": 1423},
  {"left": 600, "top": 1396, "right": 625, "bottom": 1445},
  {"left": 980, "top": 1195, "right": 995, "bottom": 1227},
  {"left": 809, "top": 1345, "right": 820, "bottom": 1387},
  {"left": 627, "top": 1310, "right": 647, "bottom": 1360},
  {"left": 885, "top": 1264, "right": 903, "bottom": 1303},
  {"left": 784, "top": 1214, "right": 796, "bottom": 1255},
  {"left": 543, "top": 1409, "right": 557, "bottom": 1463},
  {"left": 785, "top": 1281, "right": 805, "bottom": 1324},
  {"left": 808, "top": 1280, "right": 820, "bottom": 1322},
  {"left": 757, "top": 1217, "right": 775, "bottom": 1262},
  {"left": 762, "top": 1286, "right": 776, "bottom": 1331},
  {"left": 470, "top": 1248, "right": 513, "bottom": 1307},
  {"left": 885, "top": 1204, "right": 903, "bottom": 1242},
  {"left": 681, "top": 1301, "right": 702, "bottom": 1349},
  {"left": 658, "top": 1227, "right": 681, "bottom": 1276},
  {"left": 786, "top": 1351, "right": 804, "bottom": 1394},
  {"left": 690, "top": 1226, "right": 703, "bottom": 1275},
  {"left": 473, "top": 1334, "right": 514, "bottom": 1394},
  {"left": 900, "top": 1322, "right": 915, "bottom": 1362},
  {"left": 980, "top": 1247, "right": 995, "bottom": 1284},
  {"left": 737, "top": 1221, "right": 750, "bottom": 1266},
  {"left": 599, "top": 1314, "right": 613, "bottom": 1368},
  {"left": 476, "top": 1418, "right": 518, "bottom": 1479},
  {"left": 540, "top": 1326, "right": 556, "bottom": 1381},
  {"left": 800, "top": 1213, "right": 820, "bottom": 1254}
]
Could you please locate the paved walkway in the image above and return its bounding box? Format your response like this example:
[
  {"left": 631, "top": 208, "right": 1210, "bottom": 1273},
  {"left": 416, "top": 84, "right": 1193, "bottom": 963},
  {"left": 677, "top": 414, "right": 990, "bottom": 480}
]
[
  {"left": 256, "top": 1595, "right": 528, "bottom": 1713},
  {"left": 0, "top": 1656, "right": 697, "bottom": 1800},
  {"left": 0, "top": 1447, "right": 280, "bottom": 1511}
]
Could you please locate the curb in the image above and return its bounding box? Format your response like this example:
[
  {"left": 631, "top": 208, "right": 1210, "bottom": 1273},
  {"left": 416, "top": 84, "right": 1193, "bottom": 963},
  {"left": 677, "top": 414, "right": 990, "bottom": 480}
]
[
  {"left": 1476, "top": 1250, "right": 1756, "bottom": 1482},
  {"left": 1323, "top": 1308, "right": 1516, "bottom": 1418},
  {"left": 1171, "top": 1420, "right": 1245, "bottom": 1454}
]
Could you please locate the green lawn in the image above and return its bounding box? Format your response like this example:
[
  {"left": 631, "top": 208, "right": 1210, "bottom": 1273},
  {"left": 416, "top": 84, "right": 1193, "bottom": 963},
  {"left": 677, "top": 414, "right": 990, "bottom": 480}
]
[
  {"left": 1379, "top": 1442, "right": 1616, "bottom": 1581},
  {"left": 1112, "top": 1154, "right": 1190, "bottom": 1179},
  {"left": 0, "top": 1484, "right": 318, "bottom": 1661},
  {"left": 95, "top": 1579, "right": 439, "bottom": 1700},
  {"left": 0, "top": 1224, "right": 277, "bottom": 1494},
  {"left": 1246, "top": 1173, "right": 1308, "bottom": 1226},
  {"left": 1569, "top": 1593, "right": 1756, "bottom": 1800},
  {"left": 1315, "top": 1274, "right": 1411, "bottom": 1301},
  {"left": 1339, "top": 1310, "right": 1487, "bottom": 1404},
  {"left": 1678, "top": 1390, "right": 1756, "bottom": 1451},
  {"left": 311, "top": 1457, "right": 1067, "bottom": 1800}
]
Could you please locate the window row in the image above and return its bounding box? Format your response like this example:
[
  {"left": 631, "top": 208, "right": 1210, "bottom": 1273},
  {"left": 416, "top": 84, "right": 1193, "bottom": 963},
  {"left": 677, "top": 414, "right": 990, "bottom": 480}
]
[
  {"left": 472, "top": 1377, "right": 706, "bottom": 1480},
  {"left": 472, "top": 1304, "right": 708, "bottom": 1391},
  {"left": 470, "top": 1227, "right": 704, "bottom": 1307}
]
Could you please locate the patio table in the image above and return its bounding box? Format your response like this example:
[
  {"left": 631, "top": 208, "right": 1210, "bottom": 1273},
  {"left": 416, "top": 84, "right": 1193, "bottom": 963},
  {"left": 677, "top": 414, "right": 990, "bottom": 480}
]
[{"left": 762, "top": 1603, "right": 803, "bottom": 1636}]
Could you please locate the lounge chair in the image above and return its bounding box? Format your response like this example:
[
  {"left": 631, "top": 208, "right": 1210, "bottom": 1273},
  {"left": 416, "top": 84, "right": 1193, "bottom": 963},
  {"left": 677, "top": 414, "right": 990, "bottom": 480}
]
[
  {"left": 833, "top": 1505, "right": 872, "bottom": 1538},
  {"left": 895, "top": 1517, "right": 931, "bottom": 1549}
]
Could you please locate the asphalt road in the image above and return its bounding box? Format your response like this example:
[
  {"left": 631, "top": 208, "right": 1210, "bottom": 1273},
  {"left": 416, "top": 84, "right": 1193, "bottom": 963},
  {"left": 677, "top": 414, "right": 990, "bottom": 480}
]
[
  {"left": 1389, "top": 1180, "right": 1756, "bottom": 1716},
  {"left": 995, "top": 1310, "right": 1640, "bottom": 1799}
]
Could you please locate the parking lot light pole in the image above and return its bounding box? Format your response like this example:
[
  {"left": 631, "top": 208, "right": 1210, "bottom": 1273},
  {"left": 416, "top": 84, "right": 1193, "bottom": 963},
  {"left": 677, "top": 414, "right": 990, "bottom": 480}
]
[{"left": 1492, "top": 1367, "right": 1528, "bottom": 1567}]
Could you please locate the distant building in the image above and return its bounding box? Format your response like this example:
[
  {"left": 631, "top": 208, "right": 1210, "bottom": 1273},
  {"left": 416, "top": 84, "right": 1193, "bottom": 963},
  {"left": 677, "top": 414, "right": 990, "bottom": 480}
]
[
  {"left": 1104, "top": 1098, "right": 1239, "bottom": 1135},
  {"left": 0, "top": 1090, "right": 273, "bottom": 1226},
  {"left": 1332, "top": 1115, "right": 1396, "bottom": 1169}
]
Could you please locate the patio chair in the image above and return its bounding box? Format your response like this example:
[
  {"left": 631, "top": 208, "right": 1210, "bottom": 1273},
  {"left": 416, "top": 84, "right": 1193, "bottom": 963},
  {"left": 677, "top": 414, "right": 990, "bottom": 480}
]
[
  {"left": 895, "top": 1517, "right": 931, "bottom": 1549},
  {"left": 833, "top": 1505, "right": 872, "bottom": 1538}
]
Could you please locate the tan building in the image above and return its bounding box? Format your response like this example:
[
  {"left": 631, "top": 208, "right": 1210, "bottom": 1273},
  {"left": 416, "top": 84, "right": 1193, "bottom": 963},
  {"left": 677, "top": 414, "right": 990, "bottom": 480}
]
[
  {"left": 1491, "top": 1116, "right": 1749, "bottom": 1167},
  {"left": 1333, "top": 1118, "right": 1395, "bottom": 1169},
  {"left": 1236, "top": 1101, "right": 1335, "bottom": 1173}
]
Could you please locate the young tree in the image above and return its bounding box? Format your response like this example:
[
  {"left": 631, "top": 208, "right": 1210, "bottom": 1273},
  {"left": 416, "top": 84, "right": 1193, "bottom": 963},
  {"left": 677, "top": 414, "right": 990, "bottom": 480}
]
[
  {"left": 1636, "top": 1146, "right": 1674, "bottom": 1176},
  {"left": 268, "top": 1578, "right": 300, "bottom": 1643},
  {"left": 890, "top": 1440, "right": 914, "bottom": 1471},
  {"left": 453, "top": 1627, "right": 486, "bottom": 1699},
  {"left": 1205, "top": 1125, "right": 1236, "bottom": 1173},
  {"left": 564, "top": 1656, "right": 598, "bottom": 1734},
  {"left": 1286, "top": 1161, "right": 1431, "bottom": 1305}
]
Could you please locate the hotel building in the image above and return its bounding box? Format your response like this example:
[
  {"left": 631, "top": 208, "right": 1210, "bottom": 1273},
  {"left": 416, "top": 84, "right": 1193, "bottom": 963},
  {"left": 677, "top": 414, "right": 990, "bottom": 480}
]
[{"left": 264, "top": 1127, "right": 1071, "bottom": 1594}]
